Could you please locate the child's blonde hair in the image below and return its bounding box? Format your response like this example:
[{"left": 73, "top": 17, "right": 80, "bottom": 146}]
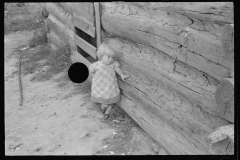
[{"left": 97, "top": 43, "right": 115, "bottom": 60}]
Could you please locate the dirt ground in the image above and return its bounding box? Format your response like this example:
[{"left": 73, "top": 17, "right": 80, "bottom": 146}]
[{"left": 4, "top": 30, "right": 166, "bottom": 155}]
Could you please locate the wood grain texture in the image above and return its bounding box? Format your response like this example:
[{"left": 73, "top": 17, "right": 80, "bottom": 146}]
[
  {"left": 57, "top": 3, "right": 73, "bottom": 15},
  {"left": 45, "top": 3, "right": 74, "bottom": 31},
  {"left": 106, "top": 37, "right": 223, "bottom": 116},
  {"left": 134, "top": 2, "right": 233, "bottom": 24},
  {"left": 74, "top": 2, "right": 94, "bottom": 16},
  {"left": 221, "top": 24, "right": 234, "bottom": 61},
  {"left": 74, "top": 34, "right": 97, "bottom": 59},
  {"left": 215, "top": 78, "right": 234, "bottom": 122},
  {"left": 46, "top": 14, "right": 75, "bottom": 51},
  {"left": 101, "top": 2, "right": 233, "bottom": 81},
  {"left": 71, "top": 5, "right": 95, "bottom": 27},
  {"left": 117, "top": 84, "right": 214, "bottom": 155},
  {"left": 72, "top": 16, "right": 95, "bottom": 38}
]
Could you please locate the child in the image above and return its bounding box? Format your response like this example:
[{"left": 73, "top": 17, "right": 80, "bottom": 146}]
[{"left": 89, "top": 43, "right": 129, "bottom": 119}]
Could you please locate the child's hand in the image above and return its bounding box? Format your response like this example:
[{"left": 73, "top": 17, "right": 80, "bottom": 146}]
[{"left": 121, "top": 74, "right": 130, "bottom": 81}]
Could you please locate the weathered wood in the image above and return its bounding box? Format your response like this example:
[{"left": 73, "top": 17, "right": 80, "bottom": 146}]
[
  {"left": 210, "top": 137, "right": 233, "bottom": 155},
  {"left": 71, "top": 51, "right": 91, "bottom": 67},
  {"left": 206, "top": 124, "right": 234, "bottom": 144},
  {"left": 74, "top": 34, "right": 97, "bottom": 59},
  {"left": 71, "top": 5, "right": 95, "bottom": 27},
  {"left": 94, "top": 2, "right": 101, "bottom": 48},
  {"left": 57, "top": 3, "right": 73, "bottom": 15},
  {"left": 46, "top": 14, "right": 75, "bottom": 51},
  {"left": 215, "top": 78, "right": 234, "bottom": 122},
  {"left": 145, "top": 2, "right": 233, "bottom": 24},
  {"left": 74, "top": 2, "right": 94, "bottom": 16},
  {"left": 206, "top": 124, "right": 234, "bottom": 155},
  {"left": 45, "top": 3, "right": 74, "bottom": 31},
  {"left": 101, "top": 2, "right": 233, "bottom": 81},
  {"left": 117, "top": 83, "right": 214, "bottom": 155},
  {"left": 72, "top": 16, "right": 95, "bottom": 38},
  {"left": 106, "top": 38, "right": 225, "bottom": 117},
  {"left": 221, "top": 24, "right": 234, "bottom": 62}
]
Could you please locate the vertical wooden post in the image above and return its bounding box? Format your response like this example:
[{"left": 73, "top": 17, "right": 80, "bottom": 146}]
[{"left": 94, "top": 2, "right": 101, "bottom": 49}]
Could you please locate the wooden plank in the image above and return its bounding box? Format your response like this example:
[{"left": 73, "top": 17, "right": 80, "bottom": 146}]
[
  {"left": 74, "top": 34, "right": 97, "bottom": 59},
  {"left": 74, "top": 2, "right": 94, "bottom": 16},
  {"left": 46, "top": 14, "right": 75, "bottom": 51},
  {"left": 57, "top": 3, "right": 73, "bottom": 15},
  {"left": 72, "top": 51, "right": 91, "bottom": 67},
  {"left": 94, "top": 2, "right": 101, "bottom": 48},
  {"left": 72, "top": 5, "right": 95, "bottom": 27},
  {"left": 106, "top": 38, "right": 234, "bottom": 124},
  {"left": 101, "top": 10, "right": 231, "bottom": 81},
  {"left": 45, "top": 3, "right": 74, "bottom": 31},
  {"left": 117, "top": 87, "right": 213, "bottom": 154},
  {"left": 72, "top": 16, "right": 95, "bottom": 38},
  {"left": 215, "top": 78, "right": 234, "bottom": 123},
  {"left": 144, "top": 2, "right": 233, "bottom": 24}
]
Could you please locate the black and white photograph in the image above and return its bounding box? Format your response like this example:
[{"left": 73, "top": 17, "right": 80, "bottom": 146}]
[{"left": 4, "top": 2, "right": 234, "bottom": 156}]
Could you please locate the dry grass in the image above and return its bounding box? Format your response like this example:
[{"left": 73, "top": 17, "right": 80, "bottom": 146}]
[
  {"left": 18, "top": 44, "right": 72, "bottom": 82},
  {"left": 4, "top": 3, "right": 44, "bottom": 35},
  {"left": 29, "top": 28, "right": 48, "bottom": 48}
]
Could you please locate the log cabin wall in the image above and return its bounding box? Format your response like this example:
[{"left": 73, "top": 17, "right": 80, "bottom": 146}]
[
  {"left": 43, "top": 2, "right": 234, "bottom": 155},
  {"left": 43, "top": 2, "right": 99, "bottom": 67}
]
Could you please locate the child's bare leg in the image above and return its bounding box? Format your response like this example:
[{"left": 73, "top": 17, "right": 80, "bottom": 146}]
[
  {"left": 100, "top": 104, "right": 108, "bottom": 112},
  {"left": 104, "top": 104, "right": 113, "bottom": 115}
]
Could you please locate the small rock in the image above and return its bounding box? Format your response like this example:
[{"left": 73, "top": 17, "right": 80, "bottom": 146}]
[
  {"left": 15, "top": 147, "right": 20, "bottom": 150},
  {"left": 20, "top": 46, "right": 29, "bottom": 50},
  {"left": 112, "top": 132, "right": 117, "bottom": 135},
  {"left": 109, "top": 151, "right": 115, "bottom": 154},
  {"left": 103, "top": 145, "right": 108, "bottom": 148},
  {"left": 158, "top": 148, "right": 167, "bottom": 155}
]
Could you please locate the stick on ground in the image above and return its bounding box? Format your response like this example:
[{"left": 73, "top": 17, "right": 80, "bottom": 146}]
[{"left": 18, "top": 54, "right": 23, "bottom": 106}]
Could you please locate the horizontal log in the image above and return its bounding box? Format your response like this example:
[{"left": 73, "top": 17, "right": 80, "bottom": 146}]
[
  {"left": 221, "top": 24, "right": 234, "bottom": 61},
  {"left": 215, "top": 78, "right": 234, "bottom": 122},
  {"left": 117, "top": 83, "right": 214, "bottom": 154},
  {"left": 73, "top": 34, "right": 97, "bottom": 59},
  {"left": 57, "top": 3, "right": 73, "bottom": 15},
  {"left": 46, "top": 14, "right": 75, "bottom": 51},
  {"left": 211, "top": 137, "right": 233, "bottom": 155},
  {"left": 71, "top": 5, "right": 95, "bottom": 27},
  {"left": 45, "top": 3, "right": 74, "bottom": 31},
  {"left": 73, "top": 2, "right": 94, "bottom": 16},
  {"left": 101, "top": 3, "right": 233, "bottom": 81},
  {"left": 72, "top": 16, "right": 95, "bottom": 38},
  {"left": 140, "top": 2, "right": 233, "bottom": 24},
  {"left": 106, "top": 37, "right": 224, "bottom": 115},
  {"left": 107, "top": 38, "right": 231, "bottom": 153}
]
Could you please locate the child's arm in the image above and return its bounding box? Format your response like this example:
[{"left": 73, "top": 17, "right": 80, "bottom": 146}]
[
  {"left": 89, "top": 63, "right": 96, "bottom": 74},
  {"left": 114, "top": 62, "right": 130, "bottom": 81}
]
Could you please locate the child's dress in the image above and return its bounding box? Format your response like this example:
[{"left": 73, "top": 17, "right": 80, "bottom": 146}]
[{"left": 89, "top": 61, "right": 121, "bottom": 104}]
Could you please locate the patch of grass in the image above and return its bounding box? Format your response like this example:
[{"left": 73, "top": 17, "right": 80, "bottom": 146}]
[
  {"left": 29, "top": 28, "right": 48, "bottom": 48},
  {"left": 4, "top": 3, "right": 44, "bottom": 35},
  {"left": 19, "top": 43, "right": 72, "bottom": 83}
]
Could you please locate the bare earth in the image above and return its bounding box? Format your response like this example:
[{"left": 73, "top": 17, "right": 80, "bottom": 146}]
[{"left": 5, "top": 31, "right": 165, "bottom": 155}]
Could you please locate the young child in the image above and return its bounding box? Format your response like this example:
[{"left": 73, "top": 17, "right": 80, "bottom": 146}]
[{"left": 89, "top": 43, "right": 129, "bottom": 119}]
